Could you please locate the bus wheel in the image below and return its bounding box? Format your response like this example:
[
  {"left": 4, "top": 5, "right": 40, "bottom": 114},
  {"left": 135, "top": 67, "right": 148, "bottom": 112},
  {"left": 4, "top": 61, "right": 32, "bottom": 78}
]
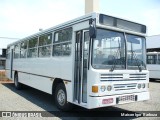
[
  {"left": 14, "top": 73, "right": 22, "bottom": 90},
  {"left": 55, "top": 83, "right": 71, "bottom": 111}
]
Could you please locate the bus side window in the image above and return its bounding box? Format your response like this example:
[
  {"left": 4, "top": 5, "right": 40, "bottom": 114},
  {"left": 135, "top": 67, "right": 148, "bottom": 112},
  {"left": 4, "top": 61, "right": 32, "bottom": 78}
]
[
  {"left": 147, "top": 55, "right": 157, "bottom": 64},
  {"left": 14, "top": 44, "right": 20, "bottom": 59},
  {"left": 53, "top": 44, "right": 61, "bottom": 56},
  {"left": 62, "top": 43, "right": 71, "bottom": 56},
  {"left": 6, "top": 47, "right": 10, "bottom": 59},
  {"left": 53, "top": 27, "right": 72, "bottom": 56},
  {"left": 28, "top": 37, "right": 38, "bottom": 58},
  {"left": 158, "top": 54, "right": 160, "bottom": 64},
  {"left": 38, "top": 33, "right": 52, "bottom": 57},
  {"left": 20, "top": 41, "right": 28, "bottom": 58}
]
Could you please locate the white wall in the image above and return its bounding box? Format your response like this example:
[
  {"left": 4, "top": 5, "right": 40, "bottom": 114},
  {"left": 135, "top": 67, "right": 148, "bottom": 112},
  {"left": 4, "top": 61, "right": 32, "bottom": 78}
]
[{"left": 146, "top": 35, "right": 160, "bottom": 49}]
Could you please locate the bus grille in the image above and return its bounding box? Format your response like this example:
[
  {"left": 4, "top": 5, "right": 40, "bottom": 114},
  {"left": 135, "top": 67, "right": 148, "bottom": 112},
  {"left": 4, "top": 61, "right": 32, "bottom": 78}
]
[
  {"left": 100, "top": 73, "right": 146, "bottom": 81},
  {"left": 114, "top": 83, "right": 137, "bottom": 91}
]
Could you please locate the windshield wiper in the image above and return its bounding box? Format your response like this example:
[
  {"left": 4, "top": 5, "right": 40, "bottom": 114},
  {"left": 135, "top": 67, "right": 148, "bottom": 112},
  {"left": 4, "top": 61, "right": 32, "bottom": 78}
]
[
  {"left": 110, "top": 57, "right": 125, "bottom": 72},
  {"left": 110, "top": 51, "right": 125, "bottom": 72},
  {"left": 131, "top": 51, "right": 146, "bottom": 72},
  {"left": 110, "top": 39, "right": 125, "bottom": 72},
  {"left": 110, "top": 55, "right": 117, "bottom": 72}
]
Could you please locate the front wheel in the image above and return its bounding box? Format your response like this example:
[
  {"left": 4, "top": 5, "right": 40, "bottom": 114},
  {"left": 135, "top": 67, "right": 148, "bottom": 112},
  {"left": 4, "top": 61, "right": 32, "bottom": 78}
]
[{"left": 55, "top": 83, "right": 72, "bottom": 111}]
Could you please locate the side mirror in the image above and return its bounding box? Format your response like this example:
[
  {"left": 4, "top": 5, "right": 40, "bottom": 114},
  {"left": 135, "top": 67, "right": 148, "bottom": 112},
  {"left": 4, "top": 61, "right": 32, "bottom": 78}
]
[{"left": 89, "top": 25, "right": 96, "bottom": 38}]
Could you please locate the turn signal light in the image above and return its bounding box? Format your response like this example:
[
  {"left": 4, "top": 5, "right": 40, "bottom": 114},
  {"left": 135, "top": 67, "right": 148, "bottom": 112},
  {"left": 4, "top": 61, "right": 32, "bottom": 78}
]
[{"left": 92, "top": 86, "right": 98, "bottom": 93}]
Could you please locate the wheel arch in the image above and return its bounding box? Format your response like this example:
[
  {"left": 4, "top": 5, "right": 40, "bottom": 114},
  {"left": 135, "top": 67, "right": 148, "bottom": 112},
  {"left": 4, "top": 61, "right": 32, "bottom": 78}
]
[
  {"left": 52, "top": 78, "right": 72, "bottom": 110},
  {"left": 52, "top": 78, "right": 65, "bottom": 96}
]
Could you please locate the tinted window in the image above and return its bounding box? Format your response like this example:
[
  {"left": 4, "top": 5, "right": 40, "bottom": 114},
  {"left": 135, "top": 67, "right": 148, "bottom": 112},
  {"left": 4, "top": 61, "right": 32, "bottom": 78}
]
[
  {"left": 39, "top": 33, "right": 52, "bottom": 46},
  {"left": 20, "top": 41, "right": 28, "bottom": 58},
  {"left": 6, "top": 47, "right": 10, "bottom": 59},
  {"left": 54, "top": 28, "right": 72, "bottom": 42},
  {"left": 53, "top": 44, "right": 61, "bottom": 56},
  {"left": 147, "top": 55, "right": 157, "bottom": 64},
  {"left": 158, "top": 54, "right": 160, "bottom": 64},
  {"left": 92, "top": 29, "right": 125, "bottom": 69},
  {"left": 39, "top": 46, "right": 51, "bottom": 57},
  {"left": 28, "top": 37, "right": 38, "bottom": 48},
  {"left": 38, "top": 33, "right": 52, "bottom": 57},
  {"left": 14, "top": 44, "right": 20, "bottom": 58},
  {"left": 53, "top": 27, "right": 72, "bottom": 56},
  {"left": 99, "top": 14, "right": 146, "bottom": 34},
  {"left": 27, "top": 48, "right": 37, "bottom": 58}
]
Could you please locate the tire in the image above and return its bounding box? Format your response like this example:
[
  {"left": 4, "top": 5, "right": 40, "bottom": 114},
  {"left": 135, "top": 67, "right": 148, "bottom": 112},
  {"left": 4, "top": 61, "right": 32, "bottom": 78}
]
[
  {"left": 14, "top": 73, "right": 22, "bottom": 90},
  {"left": 55, "top": 83, "right": 72, "bottom": 111}
]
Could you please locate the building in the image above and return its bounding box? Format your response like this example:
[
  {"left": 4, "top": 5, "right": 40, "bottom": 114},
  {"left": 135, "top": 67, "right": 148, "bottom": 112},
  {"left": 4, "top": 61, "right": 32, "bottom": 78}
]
[
  {"left": 0, "top": 49, "right": 6, "bottom": 70},
  {"left": 146, "top": 34, "right": 160, "bottom": 52}
]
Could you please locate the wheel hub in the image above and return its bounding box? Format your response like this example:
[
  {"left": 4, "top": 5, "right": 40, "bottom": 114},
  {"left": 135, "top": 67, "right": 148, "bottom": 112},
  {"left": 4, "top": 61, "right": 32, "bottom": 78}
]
[{"left": 57, "top": 89, "right": 65, "bottom": 106}]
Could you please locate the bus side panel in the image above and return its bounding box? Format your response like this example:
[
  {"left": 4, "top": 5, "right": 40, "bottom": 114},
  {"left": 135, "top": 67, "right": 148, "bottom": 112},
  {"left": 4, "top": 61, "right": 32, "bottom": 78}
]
[
  {"left": 147, "top": 64, "right": 160, "bottom": 79},
  {"left": 19, "top": 72, "right": 53, "bottom": 94},
  {"left": 64, "top": 81, "right": 72, "bottom": 103},
  {"left": 149, "top": 71, "right": 160, "bottom": 79},
  {"left": 13, "top": 57, "right": 73, "bottom": 95},
  {"left": 18, "top": 72, "right": 29, "bottom": 85},
  {"left": 5, "top": 59, "right": 10, "bottom": 79}
]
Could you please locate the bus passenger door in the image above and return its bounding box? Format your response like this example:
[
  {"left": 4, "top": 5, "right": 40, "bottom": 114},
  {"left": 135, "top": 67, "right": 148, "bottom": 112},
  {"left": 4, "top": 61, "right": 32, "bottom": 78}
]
[
  {"left": 10, "top": 49, "right": 13, "bottom": 79},
  {"left": 74, "top": 30, "right": 89, "bottom": 104},
  {"left": 82, "top": 31, "right": 89, "bottom": 103}
]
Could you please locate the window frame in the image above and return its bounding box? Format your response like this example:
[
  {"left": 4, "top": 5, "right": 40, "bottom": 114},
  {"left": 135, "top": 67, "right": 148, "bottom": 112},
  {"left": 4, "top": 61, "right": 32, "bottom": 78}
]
[
  {"left": 27, "top": 37, "right": 38, "bottom": 58},
  {"left": 20, "top": 40, "right": 28, "bottom": 58},
  {"left": 147, "top": 54, "right": 157, "bottom": 64},
  {"left": 38, "top": 33, "right": 52, "bottom": 58},
  {"left": 14, "top": 44, "right": 21, "bottom": 59},
  {"left": 52, "top": 27, "right": 72, "bottom": 57}
]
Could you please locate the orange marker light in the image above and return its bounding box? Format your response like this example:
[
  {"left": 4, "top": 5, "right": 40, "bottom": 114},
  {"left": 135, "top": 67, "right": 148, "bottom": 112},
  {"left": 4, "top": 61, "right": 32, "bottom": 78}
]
[{"left": 92, "top": 86, "right": 98, "bottom": 93}]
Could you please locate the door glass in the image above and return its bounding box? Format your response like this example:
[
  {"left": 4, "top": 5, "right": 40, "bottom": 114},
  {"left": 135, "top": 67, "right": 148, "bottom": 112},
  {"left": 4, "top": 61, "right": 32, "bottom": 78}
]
[
  {"left": 74, "top": 31, "right": 82, "bottom": 102},
  {"left": 82, "top": 31, "right": 89, "bottom": 103}
]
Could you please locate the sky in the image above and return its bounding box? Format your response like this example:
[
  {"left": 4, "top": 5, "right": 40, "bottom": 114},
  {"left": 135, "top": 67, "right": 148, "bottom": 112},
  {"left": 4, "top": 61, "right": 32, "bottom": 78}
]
[{"left": 0, "top": 0, "right": 160, "bottom": 49}]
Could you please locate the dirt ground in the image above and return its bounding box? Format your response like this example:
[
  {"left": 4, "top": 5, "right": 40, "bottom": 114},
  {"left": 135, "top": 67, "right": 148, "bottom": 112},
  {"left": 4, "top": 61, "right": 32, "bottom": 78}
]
[{"left": 0, "top": 70, "right": 13, "bottom": 83}]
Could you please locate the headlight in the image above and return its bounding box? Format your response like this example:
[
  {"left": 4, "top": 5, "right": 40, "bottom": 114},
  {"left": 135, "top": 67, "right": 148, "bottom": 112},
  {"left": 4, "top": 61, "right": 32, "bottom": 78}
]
[
  {"left": 107, "top": 85, "right": 112, "bottom": 91},
  {"left": 100, "top": 86, "right": 106, "bottom": 92},
  {"left": 138, "top": 84, "right": 141, "bottom": 89},
  {"left": 142, "top": 83, "right": 145, "bottom": 88}
]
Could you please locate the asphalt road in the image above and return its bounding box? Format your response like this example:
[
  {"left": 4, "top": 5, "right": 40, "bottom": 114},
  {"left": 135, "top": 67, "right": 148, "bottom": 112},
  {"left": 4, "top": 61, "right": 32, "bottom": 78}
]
[{"left": 0, "top": 79, "right": 160, "bottom": 120}]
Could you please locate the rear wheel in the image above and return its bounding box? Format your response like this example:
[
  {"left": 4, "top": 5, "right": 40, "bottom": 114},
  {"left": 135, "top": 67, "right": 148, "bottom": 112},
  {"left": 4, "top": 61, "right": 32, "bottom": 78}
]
[
  {"left": 14, "top": 73, "right": 22, "bottom": 90},
  {"left": 55, "top": 83, "right": 72, "bottom": 111}
]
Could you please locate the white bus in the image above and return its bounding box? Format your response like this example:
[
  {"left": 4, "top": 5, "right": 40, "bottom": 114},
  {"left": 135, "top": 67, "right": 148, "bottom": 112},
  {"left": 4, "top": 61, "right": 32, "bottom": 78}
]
[
  {"left": 6, "top": 12, "right": 149, "bottom": 110},
  {"left": 147, "top": 52, "right": 160, "bottom": 79}
]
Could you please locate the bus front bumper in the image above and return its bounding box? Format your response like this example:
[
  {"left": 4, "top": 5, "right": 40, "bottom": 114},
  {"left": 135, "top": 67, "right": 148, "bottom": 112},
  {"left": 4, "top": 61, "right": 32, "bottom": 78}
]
[{"left": 88, "top": 91, "right": 149, "bottom": 109}]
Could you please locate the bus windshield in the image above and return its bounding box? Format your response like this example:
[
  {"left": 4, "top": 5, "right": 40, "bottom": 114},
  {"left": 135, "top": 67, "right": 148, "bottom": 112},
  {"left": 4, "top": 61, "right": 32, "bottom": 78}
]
[
  {"left": 92, "top": 29, "right": 126, "bottom": 69},
  {"left": 126, "top": 34, "right": 146, "bottom": 70},
  {"left": 92, "top": 28, "right": 146, "bottom": 70}
]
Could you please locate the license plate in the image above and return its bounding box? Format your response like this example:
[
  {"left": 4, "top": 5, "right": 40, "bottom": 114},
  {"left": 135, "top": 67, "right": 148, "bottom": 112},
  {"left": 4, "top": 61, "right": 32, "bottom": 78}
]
[
  {"left": 119, "top": 95, "right": 135, "bottom": 102},
  {"left": 102, "top": 98, "right": 113, "bottom": 104}
]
